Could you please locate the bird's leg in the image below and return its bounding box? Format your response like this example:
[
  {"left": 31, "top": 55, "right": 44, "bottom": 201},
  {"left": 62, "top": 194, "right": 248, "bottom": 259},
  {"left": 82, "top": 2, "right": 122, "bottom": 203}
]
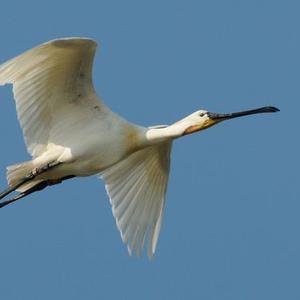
[
  {"left": 30, "top": 161, "right": 62, "bottom": 178},
  {"left": 0, "top": 181, "right": 49, "bottom": 208},
  {"left": 0, "top": 195, "right": 25, "bottom": 209},
  {"left": 0, "top": 181, "right": 27, "bottom": 200},
  {"left": 0, "top": 175, "right": 76, "bottom": 208},
  {"left": 0, "top": 161, "right": 62, "bottom": 200}
]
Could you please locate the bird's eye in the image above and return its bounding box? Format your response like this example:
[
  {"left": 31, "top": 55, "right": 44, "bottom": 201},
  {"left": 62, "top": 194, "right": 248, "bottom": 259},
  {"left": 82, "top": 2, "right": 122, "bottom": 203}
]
[{"left": 199, "top": 112, "right": 205, "bottom": 117}]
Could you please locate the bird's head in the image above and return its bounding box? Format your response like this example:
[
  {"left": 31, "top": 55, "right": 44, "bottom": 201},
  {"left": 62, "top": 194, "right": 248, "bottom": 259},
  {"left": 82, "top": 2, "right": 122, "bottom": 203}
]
[
  {"left": 180, "top": 106, "right": 280, "bottom": 136},
  {"left": 146, "top": 106, "right": 279, "bottom": 144},
  {"left": 180, "top": 109, "right": 217, "bottom": 135}
]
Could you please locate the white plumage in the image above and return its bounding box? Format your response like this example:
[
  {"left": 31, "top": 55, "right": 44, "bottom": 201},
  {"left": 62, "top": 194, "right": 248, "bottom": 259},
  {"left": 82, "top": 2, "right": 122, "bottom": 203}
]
[{"left": 0, "top": 38, "right": 279, "bottom": 257}]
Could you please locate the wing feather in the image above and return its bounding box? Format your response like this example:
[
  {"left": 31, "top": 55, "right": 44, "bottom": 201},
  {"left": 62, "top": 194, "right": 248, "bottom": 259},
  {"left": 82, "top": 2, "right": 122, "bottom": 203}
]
[
  {"left": 0, "top": 38, "right": 102, "bottom": 157},
  {"left": 100, "top": 141, "right": 172, "bottom": 257}
]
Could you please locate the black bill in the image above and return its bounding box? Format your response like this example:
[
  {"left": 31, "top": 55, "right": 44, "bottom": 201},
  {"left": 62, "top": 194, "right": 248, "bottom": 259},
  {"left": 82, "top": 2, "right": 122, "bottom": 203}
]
[{"left": 208, "top": 106, "right": 280, "bottom": 121}]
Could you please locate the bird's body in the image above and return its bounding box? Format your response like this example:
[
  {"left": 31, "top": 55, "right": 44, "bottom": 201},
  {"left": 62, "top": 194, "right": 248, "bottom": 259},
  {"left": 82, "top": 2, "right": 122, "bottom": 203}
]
[
  {"left": 0, "top": 37, "right": 279, "bottom": 256},
  {"left": 28, "top": 109, "right": 142, "bottom": 179}
]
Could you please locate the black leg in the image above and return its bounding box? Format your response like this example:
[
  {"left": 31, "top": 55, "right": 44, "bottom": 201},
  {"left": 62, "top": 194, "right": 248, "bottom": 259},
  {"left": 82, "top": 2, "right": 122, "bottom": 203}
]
[
  {"left": 0, "top": 193, "right": 27, "bottom": 208},
  {"left": 0, "top": 174, "right": 76, "bottom": 209},
  {"left": 0, "top": 181, "right": 49, "bottom": 208},
  {"left": 0, "top": 181, "right": 26, "bottom": 200},
  {"left": 0, "top": 161, "right": 62, "bottom": 200}
]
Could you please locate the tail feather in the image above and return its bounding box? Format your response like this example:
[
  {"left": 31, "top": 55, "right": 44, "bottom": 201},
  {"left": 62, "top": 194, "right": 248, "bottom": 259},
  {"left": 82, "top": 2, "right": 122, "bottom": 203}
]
[
  {"left": 6, "top": 161, "right": 33, "bottom": 186},
  {"left": 6, "top": 161, "right": 42, "bottom": 192}
]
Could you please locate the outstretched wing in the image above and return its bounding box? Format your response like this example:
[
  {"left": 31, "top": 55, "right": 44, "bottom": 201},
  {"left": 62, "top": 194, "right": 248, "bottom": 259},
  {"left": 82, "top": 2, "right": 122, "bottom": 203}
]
[
  {"left": 100, "top": 141, "right": 172, "bottom": 257},
  {"left": 0, "top": 38, "right": 103, "bottom": 157}
]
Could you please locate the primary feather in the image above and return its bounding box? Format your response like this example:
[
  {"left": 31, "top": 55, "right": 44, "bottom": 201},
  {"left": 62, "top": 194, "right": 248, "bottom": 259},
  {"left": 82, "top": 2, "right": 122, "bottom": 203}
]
[
  {"left": 100, "top": 141, "right": 172, "bottom": 256},
  {"left": 0, "top": 38, "right": 100, "bottom": 157}
]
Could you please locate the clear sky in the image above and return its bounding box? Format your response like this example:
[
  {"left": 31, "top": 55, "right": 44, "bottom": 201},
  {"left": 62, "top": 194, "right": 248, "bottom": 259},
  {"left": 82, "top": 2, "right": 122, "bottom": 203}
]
[{"left": 0, "top": 0, "right": 298, "bottom": 299}]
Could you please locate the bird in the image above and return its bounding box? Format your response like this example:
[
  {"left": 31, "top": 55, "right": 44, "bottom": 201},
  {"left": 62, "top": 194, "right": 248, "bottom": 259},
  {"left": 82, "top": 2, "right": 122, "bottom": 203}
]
[{"left": 0, "top": 37, "right": 279, "bottom": 257}]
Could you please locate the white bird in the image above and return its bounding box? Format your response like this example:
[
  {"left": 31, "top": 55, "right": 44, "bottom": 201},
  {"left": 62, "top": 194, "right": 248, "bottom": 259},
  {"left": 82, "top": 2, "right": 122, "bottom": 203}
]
[{"left": 0, "top": 38, "right": 279, "bottom": 256}]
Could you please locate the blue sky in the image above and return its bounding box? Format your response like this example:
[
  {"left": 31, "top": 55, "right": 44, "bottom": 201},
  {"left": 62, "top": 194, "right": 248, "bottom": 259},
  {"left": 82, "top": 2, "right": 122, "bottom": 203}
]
[{"left": 0, "top": 0, "right": 298, "bottom": 299}]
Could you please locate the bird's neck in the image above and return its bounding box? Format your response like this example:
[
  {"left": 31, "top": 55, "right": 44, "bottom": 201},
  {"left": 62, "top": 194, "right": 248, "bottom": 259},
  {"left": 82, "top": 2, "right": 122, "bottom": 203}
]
[{"left": 144, "top": 123, "right": 184, "bottom": 145}]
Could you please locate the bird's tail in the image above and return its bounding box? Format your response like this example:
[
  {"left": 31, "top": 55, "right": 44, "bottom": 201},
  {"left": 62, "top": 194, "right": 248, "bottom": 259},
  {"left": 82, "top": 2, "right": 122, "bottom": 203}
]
[{"left": 6, "top": 161, "right": 42, "bottom": 192}]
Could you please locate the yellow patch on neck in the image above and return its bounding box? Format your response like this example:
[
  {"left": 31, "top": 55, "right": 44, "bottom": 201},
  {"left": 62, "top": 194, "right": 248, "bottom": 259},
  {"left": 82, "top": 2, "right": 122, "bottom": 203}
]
[
  {"left": 183, "top": 124, "right": 202, "bottom": 135},
  {"left": 183, "top": 119, "right": 218, "bottom": 135}
]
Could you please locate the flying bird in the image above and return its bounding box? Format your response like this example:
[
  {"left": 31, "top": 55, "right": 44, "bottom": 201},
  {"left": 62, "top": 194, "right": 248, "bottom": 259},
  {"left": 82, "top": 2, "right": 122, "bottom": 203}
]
[{"left": 0, "top": 38, "right": 279, "bottom": 256}]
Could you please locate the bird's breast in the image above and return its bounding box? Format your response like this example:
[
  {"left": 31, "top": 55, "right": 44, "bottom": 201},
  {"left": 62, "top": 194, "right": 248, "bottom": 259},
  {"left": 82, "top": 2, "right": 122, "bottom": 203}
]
[{"left": 63, "top": 123, "right": 140, "bottom": 176}]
